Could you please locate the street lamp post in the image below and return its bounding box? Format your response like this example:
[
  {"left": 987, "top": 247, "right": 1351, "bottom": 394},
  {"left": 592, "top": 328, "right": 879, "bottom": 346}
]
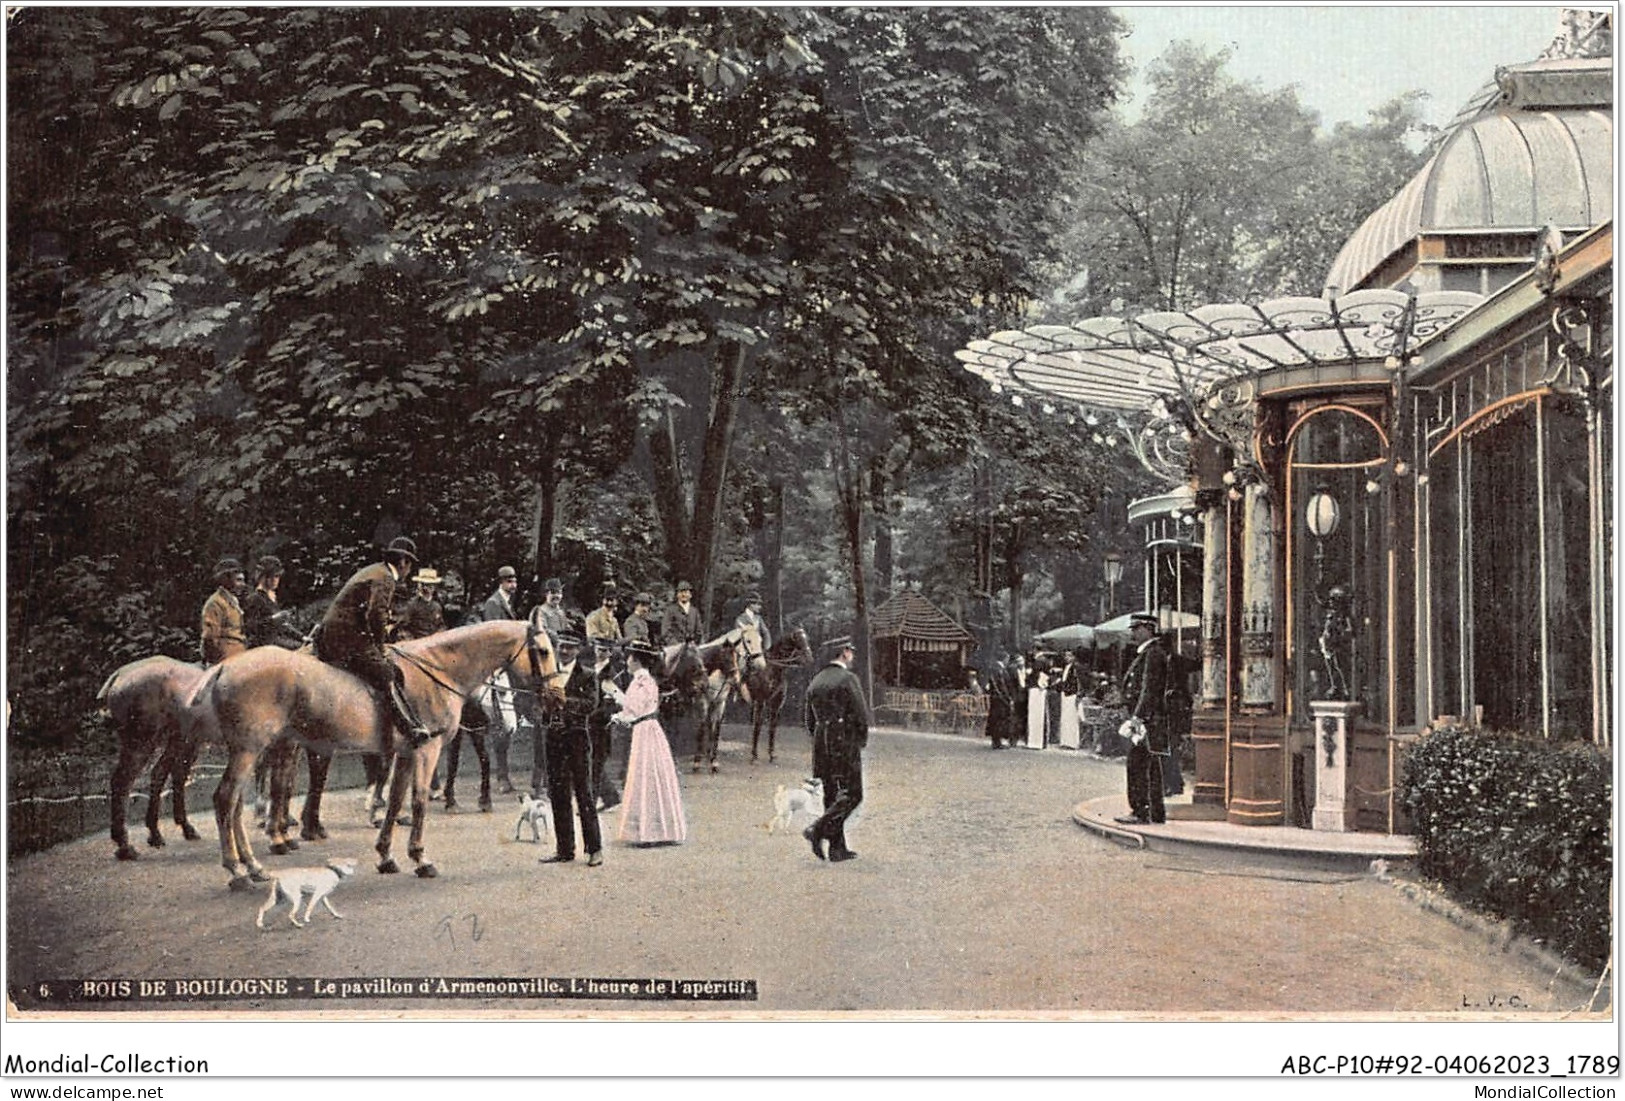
[{"left": 1104, "top": 551, "right": 1124, "bottom": 618}]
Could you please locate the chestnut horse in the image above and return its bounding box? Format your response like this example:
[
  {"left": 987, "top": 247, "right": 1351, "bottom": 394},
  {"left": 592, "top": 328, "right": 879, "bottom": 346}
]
[
  {"left": 662, "top": 625, "right": 752, "bottom": 774},
  {"left": 742, "top": 626, "right": 815, "bottom": 763},
  {"left": 100, "top": 656, "right": 211, "bottom": 861},
  {"left": 190, "top": 620, "right": 562, "bottom": 888}
]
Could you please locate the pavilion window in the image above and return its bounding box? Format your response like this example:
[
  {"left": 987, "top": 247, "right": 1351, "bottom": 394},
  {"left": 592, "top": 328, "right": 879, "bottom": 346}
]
[{"left": 1286, "top": 407, "right": 1388, "bottom": 725}]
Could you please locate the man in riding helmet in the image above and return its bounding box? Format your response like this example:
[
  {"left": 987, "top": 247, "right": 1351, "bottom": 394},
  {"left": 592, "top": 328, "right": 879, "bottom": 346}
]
[
  {"left": 200, "top": 557, "right": 248, "bottom": 665},
  {"left": 315, "top": 536, "right": 431, "bottom": 746}
]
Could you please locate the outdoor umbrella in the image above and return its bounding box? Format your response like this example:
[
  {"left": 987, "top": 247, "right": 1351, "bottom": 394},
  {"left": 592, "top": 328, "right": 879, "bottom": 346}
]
[
  {"left": 1033, "top": 623, "right": 1096, "bottom": 649},
  {"left": 1092, "top": 609, "right": 1201, "bottom": 644}
]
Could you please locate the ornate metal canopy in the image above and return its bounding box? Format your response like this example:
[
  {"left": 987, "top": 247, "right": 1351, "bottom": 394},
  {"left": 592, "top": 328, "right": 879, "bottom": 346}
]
[{"left": 956, "top": 289, "right": 1485, "bottom": 474}]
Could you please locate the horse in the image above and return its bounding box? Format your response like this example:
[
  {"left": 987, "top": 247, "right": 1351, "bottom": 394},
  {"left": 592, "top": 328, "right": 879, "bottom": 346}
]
[
  {"left": 189, "top": 619, "right": 562, "bottom": 888},
  {"left": 100, "top": 656, "right": 211, "bottom": 861},
  {"left": 661, "top": 626, "right": 752, "bottom": 774},
  {"left": 741, "top": 626, "right": 815, "bottom": 763}
]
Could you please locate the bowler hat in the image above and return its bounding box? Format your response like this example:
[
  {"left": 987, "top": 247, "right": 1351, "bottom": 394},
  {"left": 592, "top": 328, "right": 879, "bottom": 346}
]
[
  {"left": 675, "top": 580, "right": 693, "bottom": 594},
  {"left": 253, "top": 555, "right": 283, "bottom": 580},
  {"left": 543, "top": 578, "right": 563, "bottom": 594},
  {"left": 214, "top": 557, "right": 244, "bottom": 581},
  {"left": 634, "top": 592, "right": 654, "bottom": 606},
  {"left": 385, "top": 537, "right": 418, "bottom": 563},
  {"left": 497, "top": 565, "right": 517, "bottom": 581}
]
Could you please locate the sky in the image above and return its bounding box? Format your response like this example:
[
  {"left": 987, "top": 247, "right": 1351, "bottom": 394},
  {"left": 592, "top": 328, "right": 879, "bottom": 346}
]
[{"left": 1117, "top": 5, "right": 1571, "bottom": 130}]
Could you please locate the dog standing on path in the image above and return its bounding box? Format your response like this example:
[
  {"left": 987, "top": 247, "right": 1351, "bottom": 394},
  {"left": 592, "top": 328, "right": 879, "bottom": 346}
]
[
  {"left": 255, "top": 858, "right": 358, "bottom": 930},
  {"left": 513, "top": 793, "right": 553, "bottom": 843},
  {"left": 766, "top": 778, "right": 824, "bottom": 834}
]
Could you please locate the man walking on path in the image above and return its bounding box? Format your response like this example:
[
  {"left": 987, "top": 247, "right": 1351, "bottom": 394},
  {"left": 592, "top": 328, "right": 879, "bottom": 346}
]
[{"left": 803, "top": 635, "right": 869, "bottom": 863}]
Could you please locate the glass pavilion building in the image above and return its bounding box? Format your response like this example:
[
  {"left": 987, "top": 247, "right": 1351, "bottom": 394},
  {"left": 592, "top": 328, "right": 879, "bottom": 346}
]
[{"left": 958, "top": 19, "right": 1613, "bottom": 833}]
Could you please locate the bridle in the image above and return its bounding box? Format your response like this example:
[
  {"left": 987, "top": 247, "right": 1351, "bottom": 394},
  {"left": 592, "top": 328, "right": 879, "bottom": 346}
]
[{"left": 389, "top": 623, "right": 564, "bottom": 707}]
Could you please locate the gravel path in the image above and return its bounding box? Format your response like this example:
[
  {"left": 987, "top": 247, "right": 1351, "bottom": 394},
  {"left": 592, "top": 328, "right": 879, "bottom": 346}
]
[{"left": 5, "top": 723, "right": 1599, "bottom": 1018}]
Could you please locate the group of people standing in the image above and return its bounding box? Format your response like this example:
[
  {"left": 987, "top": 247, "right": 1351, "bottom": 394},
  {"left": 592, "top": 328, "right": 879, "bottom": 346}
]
[
  {"left": 978, "top": 615, "right": 1196, "bottom": 825},
  {"left": 194, "top": 539, "right": 854, "bottom": 869}
]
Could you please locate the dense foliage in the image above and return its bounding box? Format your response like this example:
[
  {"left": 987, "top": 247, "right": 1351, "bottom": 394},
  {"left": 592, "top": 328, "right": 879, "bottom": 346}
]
[{"left": 1402, "top": 724, "right": 1613, "bottom": 972}]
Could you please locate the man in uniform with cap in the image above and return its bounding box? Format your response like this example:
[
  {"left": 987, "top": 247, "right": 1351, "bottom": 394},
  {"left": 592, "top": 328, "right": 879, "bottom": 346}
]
[
  {"left": 584, "top": 583, "right": 623, "bottom": 644},
  {"left": 802, "top": 635, "right": 869, "bottom": 863},
  {"left": 200, "top": 558, "right": 248, "bottom": 665},
  {"left": 315, "top": 536, "right": 430, "bottom": 745},
  {"left": 538, "top": 631, "right": 605, "bottom": 867},
  {"left": 1116, "top": 612, "right": 1170, "bottom": 825},
  {"left": 660, "top": 580, "right": 703, "bottom": 645},
  {"left": 622, "top": 592, "right": 656, "bottom": 645},
  {"left": 243, "top": 555, "right": 306, "bottom": 651}
]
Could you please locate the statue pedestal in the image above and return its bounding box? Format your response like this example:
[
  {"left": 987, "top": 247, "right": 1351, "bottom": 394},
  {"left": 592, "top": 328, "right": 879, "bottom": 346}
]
[{"left": 1310, "top": 700, "right": 1361, "bottom": 832}]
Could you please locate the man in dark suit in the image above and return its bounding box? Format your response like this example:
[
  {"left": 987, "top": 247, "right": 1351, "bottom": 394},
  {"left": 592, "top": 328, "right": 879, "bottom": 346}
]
[
  {"left": 660, "top": 580, "right": 703, "bottom": 645},
  {"left": 539, "top": 632, "right": 604, "bottom": 867},
  {"left": 803, "top": 635, "right": 869, "bottom": 863},
  {"left": 1116, "top": 612, "right": 1170, "bottom": 825},
  {"left": 315, "top": 536, "right": 427, "bottom": 744}
]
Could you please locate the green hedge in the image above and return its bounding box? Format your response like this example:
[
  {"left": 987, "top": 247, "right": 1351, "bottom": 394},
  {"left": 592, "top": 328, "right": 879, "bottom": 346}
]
[{"left": 1401, "top": 723, "right": 1612, "bottom": 973}]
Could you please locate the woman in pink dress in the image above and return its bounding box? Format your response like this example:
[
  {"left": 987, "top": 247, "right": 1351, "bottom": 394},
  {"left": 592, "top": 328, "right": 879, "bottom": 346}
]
[{"left": 609, "top": 641, "right": 688, "bottom": 845}]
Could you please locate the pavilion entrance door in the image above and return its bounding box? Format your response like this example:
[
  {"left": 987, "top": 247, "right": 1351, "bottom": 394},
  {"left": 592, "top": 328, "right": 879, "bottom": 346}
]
[{"left": 1284, "top": 404, "right": 1390, "bottom": 729}]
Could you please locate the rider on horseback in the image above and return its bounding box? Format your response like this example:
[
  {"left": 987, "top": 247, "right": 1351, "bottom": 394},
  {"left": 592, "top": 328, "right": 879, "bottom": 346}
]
[{"left": 314, "top": 536, "right": 432, "bottom": 747}]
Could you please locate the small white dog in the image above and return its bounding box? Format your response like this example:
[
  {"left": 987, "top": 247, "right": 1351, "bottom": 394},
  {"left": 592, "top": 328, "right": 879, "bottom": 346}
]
[
  {"left": 255, "top": 858, "right": 358, "bottom": 930},
  {"left": 513, "top": 794, "right": 553, "bottom": 843},
  {"left": 767, "top": 777, "right": 824, "bottom": 834}
]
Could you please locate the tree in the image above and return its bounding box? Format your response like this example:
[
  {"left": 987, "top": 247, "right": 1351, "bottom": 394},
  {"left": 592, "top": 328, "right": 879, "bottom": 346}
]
[{"left": 1049, "top": 42, "right": 1430, "bottom": 316}]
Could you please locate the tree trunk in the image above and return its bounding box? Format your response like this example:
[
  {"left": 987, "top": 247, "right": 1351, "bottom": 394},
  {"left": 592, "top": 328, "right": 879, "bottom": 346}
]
[
  {"left": 762, "top": 479, "right": 785, "bottom": 636},
  {"left": 871, "top": 459, "right": 893, "bottom": 599},
  {"left": 529, "top": 424, "right": 560, "bottom": 585},
  {"left": 690, "top": 342, "right": 746, "bottom": 628},
  {"left": 833, "top": 420, "right": 873, "bottom": 708}
]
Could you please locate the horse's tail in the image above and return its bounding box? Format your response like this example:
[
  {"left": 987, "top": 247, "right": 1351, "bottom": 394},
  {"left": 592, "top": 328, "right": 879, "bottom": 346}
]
[
  {"left": 186, "top": 662, "right": 225, "bottom": 711},
  {"left": 95, "top": 667, "right": 123, "bottom": 708}
]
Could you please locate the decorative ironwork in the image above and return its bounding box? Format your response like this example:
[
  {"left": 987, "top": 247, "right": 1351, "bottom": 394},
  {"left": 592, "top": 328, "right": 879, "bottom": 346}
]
[{"left": 956, "top": 291, "right": 1485, "bottom": 467}]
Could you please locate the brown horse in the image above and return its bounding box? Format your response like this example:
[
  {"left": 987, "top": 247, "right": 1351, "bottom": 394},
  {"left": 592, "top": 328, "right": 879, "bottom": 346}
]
[
  {"left": 191, "top": 619, "right": 562, "bottom": 888},
  {"left": 663, "top": 625, "right": 752, "bottom": 774},
  {"left": 742, "top": 626, "right": 815, "bottom": 763},
  {"left": 100, "top": 656, "right": 212, "bottom": 861}
]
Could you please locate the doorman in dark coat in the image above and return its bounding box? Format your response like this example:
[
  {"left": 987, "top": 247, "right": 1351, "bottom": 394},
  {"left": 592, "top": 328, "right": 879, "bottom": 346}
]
[
  {"left": 538, "top": 632, "right": 604, "bottom": 867},
  {"left": 1116, "top": 612, "right": 1170, "bottom": 825},
  {"left": 803, "top": 635, "right": 869, "bottom": 863}
]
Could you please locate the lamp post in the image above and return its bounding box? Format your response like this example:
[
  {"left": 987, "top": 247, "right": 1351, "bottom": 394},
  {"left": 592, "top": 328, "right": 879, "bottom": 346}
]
[{"left": 1103, "top": 551, "right": 1124, "bottom": 618}]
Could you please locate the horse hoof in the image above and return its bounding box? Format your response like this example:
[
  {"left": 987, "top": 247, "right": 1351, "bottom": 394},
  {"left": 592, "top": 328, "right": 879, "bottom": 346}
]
[
  {"left": 227, "top": 875, "right": 256, "bottom": 892},
  {"left": 249, "top": 867, "right": 273, "bottom": 883},
  {"left": 377, "top": 858, "right": 400, "bottom": 874},
  {"left": 711, "top": 763, "right": 719, "bottom": 774},
  {"left": 182, "top": 824, "right": 202, "bottom": 841},
  {"left": 415, "top": 864, "right": 438, "bottom": 879},
  {"left": 301, "top": 825, "right": 328, "bottom": 842},
  {"left": 147, "top": 835, "right": 166, "bottom": 849},
  {"left": 478, "top": 799, "right": 492, "bottom": 813},
  {"left": 269, "top": 842, "right": 291, "bottom": 856},
  {"left": 115, "top": 846, "right": 140, "bottom": 862}
]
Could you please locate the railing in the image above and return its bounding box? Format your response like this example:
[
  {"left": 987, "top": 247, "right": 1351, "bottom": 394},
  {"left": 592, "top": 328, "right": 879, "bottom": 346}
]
[{"left": 874, "top": 689, "right": 987, "bottom": 733}]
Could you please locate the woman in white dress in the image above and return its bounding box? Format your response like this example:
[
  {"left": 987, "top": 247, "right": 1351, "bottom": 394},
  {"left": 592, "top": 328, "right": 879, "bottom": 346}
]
[{"left": 606, "top": 640, "right": 688, "bottom": 845}]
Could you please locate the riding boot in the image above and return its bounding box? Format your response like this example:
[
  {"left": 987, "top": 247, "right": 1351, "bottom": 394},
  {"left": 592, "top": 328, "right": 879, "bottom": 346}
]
[{"left": 388, "top": 678, "right": 431, "bottom": 747}]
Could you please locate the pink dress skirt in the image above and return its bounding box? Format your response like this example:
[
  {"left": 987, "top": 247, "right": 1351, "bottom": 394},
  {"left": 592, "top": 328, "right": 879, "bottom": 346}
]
[{"left": 615, "top": 672, "right": 688, "bottom": 844}]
